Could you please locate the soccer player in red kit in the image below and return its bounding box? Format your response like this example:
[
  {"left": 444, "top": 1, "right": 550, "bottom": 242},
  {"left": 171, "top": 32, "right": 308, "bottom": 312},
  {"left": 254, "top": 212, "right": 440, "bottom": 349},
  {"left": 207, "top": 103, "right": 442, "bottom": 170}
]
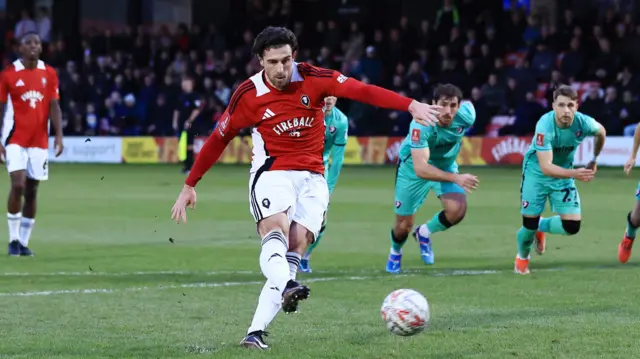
[
  {"left": 0, "top": 32, "right": 64, "bottom": 256},
  {"left": 170, "top": 27, "right": 440, "bottom": 349}
]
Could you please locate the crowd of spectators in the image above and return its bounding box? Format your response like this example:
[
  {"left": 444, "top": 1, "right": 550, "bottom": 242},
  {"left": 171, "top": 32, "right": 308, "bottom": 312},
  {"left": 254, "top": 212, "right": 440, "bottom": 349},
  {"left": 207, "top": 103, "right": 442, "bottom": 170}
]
[{"left": 2, "top": 0, "right": 640, "bottom": 137}]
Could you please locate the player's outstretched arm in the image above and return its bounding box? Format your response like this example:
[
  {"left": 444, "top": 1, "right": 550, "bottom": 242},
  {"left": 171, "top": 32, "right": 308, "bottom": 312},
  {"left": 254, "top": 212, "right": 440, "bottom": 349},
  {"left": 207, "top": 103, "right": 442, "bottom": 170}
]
[
  {"left": 185, "top": 111, "right": 246, "bottom": 188},
  {"left": 411, "top": 148, "right": 478, "bottom": 193},
  {"left": 625, "top": 124, "right": 640, "bottom": 175},
  {"left": 310, "top": 65, "right": 440, "bottom": 127},
  {"left": 172, "top": 85, "right": 257, "bottom": 224}
]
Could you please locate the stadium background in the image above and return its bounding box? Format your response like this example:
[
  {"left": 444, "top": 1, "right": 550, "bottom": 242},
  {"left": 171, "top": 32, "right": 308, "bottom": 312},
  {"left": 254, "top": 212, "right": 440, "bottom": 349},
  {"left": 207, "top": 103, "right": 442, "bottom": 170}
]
[{"left": 2, "top": 0, "right": 639, "bottom": 166}]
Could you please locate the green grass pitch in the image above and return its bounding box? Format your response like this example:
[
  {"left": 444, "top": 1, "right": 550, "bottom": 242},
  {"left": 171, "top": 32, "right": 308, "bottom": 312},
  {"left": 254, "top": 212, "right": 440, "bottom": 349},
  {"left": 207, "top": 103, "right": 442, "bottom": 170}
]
[{"left": 0, "top": 164, "right": 639, "bottom": 358}]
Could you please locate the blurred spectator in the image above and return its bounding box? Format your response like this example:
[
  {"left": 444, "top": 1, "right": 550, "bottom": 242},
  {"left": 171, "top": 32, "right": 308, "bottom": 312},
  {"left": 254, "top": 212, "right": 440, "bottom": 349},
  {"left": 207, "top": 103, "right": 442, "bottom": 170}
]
[
  {"left": 14, "top": 9, "right": 37, "bottom": 40},
  {"left": 2, "top": 1, "right": 635, "bottom": 138}
]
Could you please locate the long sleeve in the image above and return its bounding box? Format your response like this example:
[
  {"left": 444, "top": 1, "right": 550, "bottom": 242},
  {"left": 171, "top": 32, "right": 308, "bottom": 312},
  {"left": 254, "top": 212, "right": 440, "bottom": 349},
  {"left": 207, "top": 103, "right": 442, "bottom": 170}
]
[
  {"left": 185, "top": 82, "right": 257, "bottom": 187},
  {"left": 304, "top": 64, "right": 413, "bottom": 112},
  {"left": 185, "top": 113, "right": 236, "bottom": 187}
]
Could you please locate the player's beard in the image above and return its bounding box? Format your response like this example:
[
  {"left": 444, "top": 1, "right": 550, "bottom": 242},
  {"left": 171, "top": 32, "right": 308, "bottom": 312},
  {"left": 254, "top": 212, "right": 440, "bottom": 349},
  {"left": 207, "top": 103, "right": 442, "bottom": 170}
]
[
  {"left": 438, "top": 116, "right": 453, "bottom": 127},
  {"left": 270, "top": 74, "right": 289, "bottom": 90},
  {"left": 557, "top": 115, "right": 573, "bottom": 128}
]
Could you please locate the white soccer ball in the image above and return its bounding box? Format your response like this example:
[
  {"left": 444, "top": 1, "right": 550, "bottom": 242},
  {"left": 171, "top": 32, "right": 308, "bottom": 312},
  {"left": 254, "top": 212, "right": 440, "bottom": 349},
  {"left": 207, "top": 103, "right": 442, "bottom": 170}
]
[{"left": 380, "top": 288, "right": 430, "bottom": 336}]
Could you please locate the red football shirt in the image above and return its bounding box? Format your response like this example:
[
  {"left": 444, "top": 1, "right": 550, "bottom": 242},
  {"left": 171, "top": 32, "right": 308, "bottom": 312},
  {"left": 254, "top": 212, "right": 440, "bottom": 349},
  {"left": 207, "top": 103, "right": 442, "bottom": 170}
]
[
  {"left": 186, "top": 62, "right": 413, "bottom": 187},
  {"left": 0, "top": 60, "right": 59, "bottom": 149}
]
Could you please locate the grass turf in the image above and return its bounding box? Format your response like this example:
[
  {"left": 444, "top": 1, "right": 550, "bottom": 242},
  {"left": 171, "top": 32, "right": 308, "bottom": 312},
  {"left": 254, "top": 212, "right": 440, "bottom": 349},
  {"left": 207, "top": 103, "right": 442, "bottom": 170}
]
[{"left": 0, "top": 164, "right": 639, "bottom": 358}]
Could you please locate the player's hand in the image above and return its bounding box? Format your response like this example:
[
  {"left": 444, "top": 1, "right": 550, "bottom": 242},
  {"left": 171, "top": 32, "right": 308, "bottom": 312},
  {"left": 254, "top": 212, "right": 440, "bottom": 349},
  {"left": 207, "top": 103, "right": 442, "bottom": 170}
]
[
  {"left": 184, "top": 121, "right": 192, "bottom": 130},
  {"left": 54, "top": 136, "right": 64, "bottom": 157},
  {"left": 585, "top": 160, "right": 598, "bottom": 174},
  {"left": 0, "top": 144, "right": 5, "bottom": 164},
  {"left": 573, "top": 168, "right": 595, "bottom": 182},
  {"left": 171, "top": 185, "right": 197, "bottom": 224},
  {"left": 408, "top": 100, "right": 441, "bottom": 127},
  {"left": 624, "top": 157, "right": 635, "bottom": 175},
  {"left": 454, "top": 173, "right": 479, "bottom": 193}
]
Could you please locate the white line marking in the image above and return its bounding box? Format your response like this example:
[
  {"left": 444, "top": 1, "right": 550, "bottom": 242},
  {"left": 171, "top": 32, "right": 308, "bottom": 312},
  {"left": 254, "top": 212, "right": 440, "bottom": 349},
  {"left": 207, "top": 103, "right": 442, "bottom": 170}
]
[
  {"left": 0, "top": 268, "right": 523, "bottom": 277},
  {"left": 0, "top": 270, "right": 257, "bottom": 277},
  {"left": 0, "top": 266, "right": 598, "bottom": 298},
  {"left": 0, "top": 274, "right": 415, "bottom": 297}
]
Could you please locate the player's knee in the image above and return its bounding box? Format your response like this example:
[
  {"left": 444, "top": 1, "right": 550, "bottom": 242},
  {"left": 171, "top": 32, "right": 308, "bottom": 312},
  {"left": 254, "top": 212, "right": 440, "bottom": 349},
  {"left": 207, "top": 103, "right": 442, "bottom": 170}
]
[
  {"left": 24, "top": 184, "right": 38, "bottom": 201},
  {"left": 394, "top": 217, "right": 413, "bottom": 238},
  {"left": 522, "top": 216, "right": 539, "bottom": 231},
  {"left": 444, "top": 203, "right": 467, "bottom": 226},
  {"left": 10, "top": 180, "right": 25, "bottom": 195},
  {"left": 561, "top": 220, "right": 581, "bottom": 235},
  {"left": 257, "top": 213, "right": 290, "bottom": 238}
]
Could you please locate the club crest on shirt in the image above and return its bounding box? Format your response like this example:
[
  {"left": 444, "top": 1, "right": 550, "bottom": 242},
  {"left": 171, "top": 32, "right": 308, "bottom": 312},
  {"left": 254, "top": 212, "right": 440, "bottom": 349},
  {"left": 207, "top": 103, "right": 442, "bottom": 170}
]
[
  {"left": 41, "top": 77, "right": 47, "bottom": 86},
  {"left": 457, "top": 127, "right": 464, "bottom": 134},
  {"left": 301, "top": 94, "right": 310, "bottom": 108},
  {"left": 329, "top": 125, "right": 336, "bottom": 134},
  {"left": 575, "top": 130, "right": 582, "bottom": 137}
]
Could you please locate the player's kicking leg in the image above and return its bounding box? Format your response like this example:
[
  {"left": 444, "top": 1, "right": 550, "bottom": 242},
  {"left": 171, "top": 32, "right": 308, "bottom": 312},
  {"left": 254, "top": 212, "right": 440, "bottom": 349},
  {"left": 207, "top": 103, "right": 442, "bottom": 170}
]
[
  {"left": 241, "top": 171, "right": 327, "bottom": 350},
  {"left": 619, "top": 185, "right": 640, "bottom": 263},
  {"left": 413, "top": 183, "right": 467, "bottom": 266}
]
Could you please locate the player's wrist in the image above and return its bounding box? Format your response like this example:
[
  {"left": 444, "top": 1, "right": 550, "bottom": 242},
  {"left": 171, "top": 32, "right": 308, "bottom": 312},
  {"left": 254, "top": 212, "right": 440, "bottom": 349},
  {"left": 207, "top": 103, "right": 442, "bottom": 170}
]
[
  {"left": 592, "top": 155, "right": 599, "bottom": 162},
  {"left": 407, "top": 99, "right": 418, "bottom": 111}
]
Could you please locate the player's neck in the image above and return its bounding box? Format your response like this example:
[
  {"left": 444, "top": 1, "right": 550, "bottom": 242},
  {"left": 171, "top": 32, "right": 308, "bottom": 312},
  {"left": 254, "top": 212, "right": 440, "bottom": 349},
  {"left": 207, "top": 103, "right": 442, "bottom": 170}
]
[
  {"left": 554, "top": 119, "right": 572, "bottom": 129},
  {"left": 19, "top": 58, "right": 38, "bottom": 69}
]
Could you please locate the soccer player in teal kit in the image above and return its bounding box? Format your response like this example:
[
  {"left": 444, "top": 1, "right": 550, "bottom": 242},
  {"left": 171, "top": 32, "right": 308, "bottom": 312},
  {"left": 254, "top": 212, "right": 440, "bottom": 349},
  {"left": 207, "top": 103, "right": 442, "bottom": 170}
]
[
  {"left": 515, "top": 85, "right": 606, "bottom": 274},
  {"left": 386, "top": 84, "right": 479, "bottom": 273},
  {"left": 300, "top": 96, "right": 348, "bottom": 273}
]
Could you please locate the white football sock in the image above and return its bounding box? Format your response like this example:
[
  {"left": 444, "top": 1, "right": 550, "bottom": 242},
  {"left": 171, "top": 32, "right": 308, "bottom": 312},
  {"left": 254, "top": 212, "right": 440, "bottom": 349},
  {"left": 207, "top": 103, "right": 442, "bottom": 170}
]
[
  {"left": 418, "top": 224, "right": 431, "bottom": 238},
  {"left": 7, "top": 212, "right": 21, "bottom": 242},
  {"left": 247, "top": 280, "right": 282, "bottom": 334},
  {"left": 20, "top": 217, "right": 34, "bottom": 246},
  {"left": 258, "top": 230, "right": 290, "bottom": 294},
  {"left": 286, "top": 252, "right": 301, "bottom": 281}
]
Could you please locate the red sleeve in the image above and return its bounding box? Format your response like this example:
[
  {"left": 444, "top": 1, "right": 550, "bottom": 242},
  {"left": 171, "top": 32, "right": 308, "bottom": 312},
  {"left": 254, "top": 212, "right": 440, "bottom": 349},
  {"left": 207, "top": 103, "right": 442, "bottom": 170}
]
[
  {"left": 185, "top": 83, "right": 257, "bottom": 187},
  {"left": 305, "top": 65, "right": 413, "bottom": 111},
  {"left": 0, "top": 72, "right": 9, "bottom": 103}
]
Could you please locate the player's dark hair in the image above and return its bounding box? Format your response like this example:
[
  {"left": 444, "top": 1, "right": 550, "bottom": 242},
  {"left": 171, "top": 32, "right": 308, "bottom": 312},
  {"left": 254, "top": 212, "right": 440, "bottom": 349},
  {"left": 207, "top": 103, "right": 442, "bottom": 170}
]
[
  {"left": 252, "top": 26, "right": 298, "bottom": 58},
  {"left": 433, "top": 84, "right": 463, "bottom": 102},
  {"left": 553, "top": 85, "right": 578, "bottom": 101},
  {"left": 19, "top": 31, "right": 40, "bottom": 44}
]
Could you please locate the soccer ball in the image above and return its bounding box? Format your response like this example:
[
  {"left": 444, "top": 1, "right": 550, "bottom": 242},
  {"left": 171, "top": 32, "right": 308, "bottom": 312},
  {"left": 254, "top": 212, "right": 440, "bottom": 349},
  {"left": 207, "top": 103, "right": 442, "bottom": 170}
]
[{"left": 380, "top": 288, "right": 430, "bottom": 336}]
